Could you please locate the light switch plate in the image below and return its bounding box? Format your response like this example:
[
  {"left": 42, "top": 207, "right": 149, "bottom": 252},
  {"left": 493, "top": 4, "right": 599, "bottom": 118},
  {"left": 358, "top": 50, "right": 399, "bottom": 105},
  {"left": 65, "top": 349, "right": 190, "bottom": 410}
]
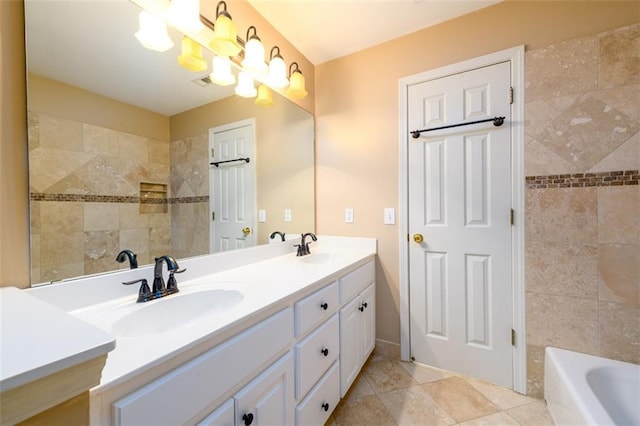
[
  {"left": 384, "top": 208, "right": 395, "bottom": 225},
  {"left": 345, "top": 208, "right": 354, "bottom": 223},
  {"left": 258, "top": 209, "right": 266, "bottom": 222},
  {"left": 284, "top": 209, "right": 292, "bottom": 222}
]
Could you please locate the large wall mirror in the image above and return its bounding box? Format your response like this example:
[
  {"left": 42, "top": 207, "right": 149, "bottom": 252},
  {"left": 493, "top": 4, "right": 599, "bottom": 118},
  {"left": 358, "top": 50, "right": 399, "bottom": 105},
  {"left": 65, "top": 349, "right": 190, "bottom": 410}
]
[{"left": 25, "top": 0, "right": 315, "bottom": 286}]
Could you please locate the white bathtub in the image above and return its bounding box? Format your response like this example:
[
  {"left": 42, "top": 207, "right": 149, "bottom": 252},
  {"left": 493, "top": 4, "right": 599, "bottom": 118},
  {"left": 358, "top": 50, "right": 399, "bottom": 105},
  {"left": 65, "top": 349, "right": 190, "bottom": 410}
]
[{"left": 544, "top": 347, "right": 640, "bottom": 426}]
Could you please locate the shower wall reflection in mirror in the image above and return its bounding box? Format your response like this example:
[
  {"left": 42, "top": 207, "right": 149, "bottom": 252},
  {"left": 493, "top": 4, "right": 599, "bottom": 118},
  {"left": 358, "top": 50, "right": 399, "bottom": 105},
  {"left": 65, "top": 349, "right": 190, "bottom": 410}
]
[{"left": 26, "top": 0, "right": 314, "bottom": 285}]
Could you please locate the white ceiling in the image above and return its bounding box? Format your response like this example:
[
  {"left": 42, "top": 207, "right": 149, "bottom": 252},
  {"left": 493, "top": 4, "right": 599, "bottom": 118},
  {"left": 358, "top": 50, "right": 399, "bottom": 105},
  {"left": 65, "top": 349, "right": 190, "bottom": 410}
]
[
  {"left": 25, "top": 0, "right": 501, "bottom": 116},
  {"left": 247, "top": 0, "right": 502, "bottom": 65}
]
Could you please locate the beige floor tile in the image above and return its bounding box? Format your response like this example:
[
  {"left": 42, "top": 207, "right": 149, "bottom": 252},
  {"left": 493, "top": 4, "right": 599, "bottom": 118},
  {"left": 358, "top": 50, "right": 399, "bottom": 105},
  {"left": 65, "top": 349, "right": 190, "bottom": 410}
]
[
  {"left": 506, "top": 400, "right": 554, "bottom": 426},
  {"left": 343, "top": 372, "right": 375, "bottom": 402},
  {"left": 398, "top": 361, "right": 452, "bottom": 384},
  {"left": 324, "top": 414, "right": 337, "bottom": 426},
  {"left": 377, "top": 385, "right": 456, "bottom": 426},
  {"left": 333, "top": 394, "right": 397, "bottom": 426},
  {"left": 363, "top": 359, "right": 418, "bottom": 394},
  {"left": 467, "top": 378, "right": 537, "bottom": 410},
  {"left": 458, "top": 411, "right": 521, "bottom": 426},
  {"left": 422, "top": 376, "right": 500, "bottom": 423}
]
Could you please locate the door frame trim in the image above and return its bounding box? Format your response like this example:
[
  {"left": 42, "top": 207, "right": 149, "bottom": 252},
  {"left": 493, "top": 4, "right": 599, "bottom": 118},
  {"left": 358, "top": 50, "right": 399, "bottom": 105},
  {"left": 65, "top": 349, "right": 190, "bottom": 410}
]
[{"left": 398, "top": 46, "right": 526, "bottom": 393}]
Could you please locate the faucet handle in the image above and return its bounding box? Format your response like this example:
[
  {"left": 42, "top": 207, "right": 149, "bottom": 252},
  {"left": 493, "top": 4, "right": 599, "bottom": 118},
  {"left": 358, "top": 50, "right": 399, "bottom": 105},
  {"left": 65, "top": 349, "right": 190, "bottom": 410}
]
[
  {"left": 122, "top": 278, "right": 152, "bottom": 303},
  {"left": 166, "top": 268, "right": 186, "bottom": 293}
]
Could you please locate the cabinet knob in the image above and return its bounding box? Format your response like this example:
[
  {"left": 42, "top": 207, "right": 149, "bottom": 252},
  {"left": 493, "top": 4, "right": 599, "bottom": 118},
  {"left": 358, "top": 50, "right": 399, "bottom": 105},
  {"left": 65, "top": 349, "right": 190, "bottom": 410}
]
[
  {"left": 320, "top": 302, "right": 328, "bottom": 310},
  {"left": 322, "top": 402, "right": 330, "bottom": 412},
  {"left": 242, "top": 413, "right": 254, "bottom": 425},
  {"left": 321, "top": 348, "right": 329, "bottom": 357},
  {"left": 359, "top": 305, "right": 364, "bottom": 312},
  {"left": 363, "top": 302, "right": 368, "bottom": 309}
]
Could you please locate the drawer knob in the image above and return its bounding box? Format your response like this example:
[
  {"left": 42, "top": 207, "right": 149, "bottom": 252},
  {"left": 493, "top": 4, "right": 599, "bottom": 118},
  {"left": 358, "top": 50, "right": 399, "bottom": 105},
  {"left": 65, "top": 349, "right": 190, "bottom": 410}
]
[
  {"left": 242, "top": 413, "right": 254, "bottom": 425},
  {"left": 322, "top": 402, "right": 330, "bottom": 412},
  {"left": 359, "top": 304, "right": 365, "bottom": 312},
  {"left": 320, "top": 302, "right": 328, "bottom": 310},
  {"left": 363, "top": 302, "right": 368, "bottom": 309},
  {"left": 321, "top": 348, "right": 329, "bottom": 356}
]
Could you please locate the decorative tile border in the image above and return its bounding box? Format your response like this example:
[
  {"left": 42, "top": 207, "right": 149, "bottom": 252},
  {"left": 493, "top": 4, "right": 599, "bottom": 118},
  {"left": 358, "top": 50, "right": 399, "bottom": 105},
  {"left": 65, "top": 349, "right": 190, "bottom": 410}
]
[
  {"left": 526, "top": 170, "right": 639, "bottom": 189},
  {"left": 30, "top": 193, "right": 210, "bottom": 204}
]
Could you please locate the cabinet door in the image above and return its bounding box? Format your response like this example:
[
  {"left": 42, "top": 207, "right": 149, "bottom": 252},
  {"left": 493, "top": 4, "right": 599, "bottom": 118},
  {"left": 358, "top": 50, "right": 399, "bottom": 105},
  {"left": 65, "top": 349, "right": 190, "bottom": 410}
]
[
  {"left": 339, "top": 296, "right": 362, "bottom": 397},
  {"left": 361, "top": 284, "right": 376, "bottom": 361},
  {"left": 234, "top": 353, "right": 294, "bottom": 426},
  {"left": 197, "top": 399, "right": 234, "bottom": 426}
]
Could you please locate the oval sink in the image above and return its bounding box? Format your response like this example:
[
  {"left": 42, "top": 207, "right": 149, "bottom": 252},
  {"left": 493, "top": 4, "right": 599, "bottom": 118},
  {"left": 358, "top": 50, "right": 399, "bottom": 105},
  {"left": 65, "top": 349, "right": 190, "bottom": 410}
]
[{"left": 111, "top": 289, "right": 243, "bottom": 338}]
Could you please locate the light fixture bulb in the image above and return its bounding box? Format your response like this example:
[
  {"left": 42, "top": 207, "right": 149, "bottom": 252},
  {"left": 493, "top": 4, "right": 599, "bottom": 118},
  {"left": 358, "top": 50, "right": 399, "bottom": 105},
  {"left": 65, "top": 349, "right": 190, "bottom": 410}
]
[
  {"left": 169, "top": 0, "right": 204, "bottom": 33},
  {"left": 255, "top": 84, "right": 274, "bottom": 107},
  {"left": 235, "top": 71, "right": 257, "bottom": 98},
  {"left": 286, "top": 63, "right": 308, "bottom": 99},
  {"left": 210, "top": 56, "right": 235, "bottom": 86},
  {"left": 210, "top": 1, "right": 242, "bottom": 57},
  {"left": 267, "top": 55, "right": 288, "bottom": 89},
  {"left": 134, "top": 11, "right": 174, "bottom": 53},
  {"left": 177, "top": 36, "right": 207, "bottom": 72},
  {"left": 241, "top": 27, "right": 267, "bottom": 76}
]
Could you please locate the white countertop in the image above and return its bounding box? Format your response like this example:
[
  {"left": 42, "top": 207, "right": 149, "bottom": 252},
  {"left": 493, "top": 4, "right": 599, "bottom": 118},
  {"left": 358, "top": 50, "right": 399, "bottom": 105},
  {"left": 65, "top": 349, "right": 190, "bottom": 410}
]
[
  {"left": 27, "top": 236, "right": 377, "bottom": 393},
  {"left": 0, "top": 287, "right": 116, "bottom": 392}
]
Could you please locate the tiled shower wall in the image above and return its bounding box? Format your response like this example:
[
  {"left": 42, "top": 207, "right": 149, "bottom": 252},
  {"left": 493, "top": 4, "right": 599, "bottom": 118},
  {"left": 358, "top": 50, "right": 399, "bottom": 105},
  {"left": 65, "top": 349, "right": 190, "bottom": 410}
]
[
  {"left": 28, "top": 112, "right": 172, "bottom": 283},
  {"left": 524, "top": 23, "right": 639, "bottom": 397}
]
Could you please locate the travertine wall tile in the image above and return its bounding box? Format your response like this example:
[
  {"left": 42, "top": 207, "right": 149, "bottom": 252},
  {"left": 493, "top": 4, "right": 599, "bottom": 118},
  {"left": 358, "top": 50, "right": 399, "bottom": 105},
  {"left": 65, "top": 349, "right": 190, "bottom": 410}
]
[
  {"left": 40, "top": 201, "right": 83, "bottom": 235},
  {"left": 119, "top": 228, "right": 149, "bottom": 254},
  {"left": 525, "top": 36, "right": 598, "bottom": 101},
  {"left": 118, "top": 132, "right": 148, "bottom": 162},
  {"left": 149, "top": 139, "right": 170, "bottom": 165},
  {"left": 40, "top": 231, "right": 84, "bottom": 265},
  {"left": 526, "top": 292, "right": 599, "bottom": 354},
  {"left": 599, "top": 24, "right": 640, "bottom": 89},
  {"left": 119, "top": 203, "right": 149, "bottom": 229},
  {"left": 39, "top": 113, "right": 83, "bottom": 151},
  {"left": 599, "top": 301, "right": 640, "bottom": 363},
  {"left": 525, "top": 344, "right": 545, "bottom": 399},
  {"left": 592, "top": 84, "right": 640, "bottom": 121},
  {"left": 83, "top": 124, "right": 119, "bottom": 157},
  {"left": 598, "top": 186, "right": 640, "bottom": 244},
  {"left": 84, "top": 203, "right": 118, "bottom": 231},
  {"left": 28, "top": 146, "right": 95, "bottom": 193},
  {"left": 84, "top": 230, "right": 118, "bottom": 274},
  {"left": 598, "top": 244, "right": 640, "bottom": 306},
  {"left": 525, "top": 139, "right": 579, "bottom": 176},
  {"left": 526, "top": 187, "right": 597, "bottom": 244},
  {"left": 589, "top": 132, "right": 640, "bottom": 173},
  {"left": 526, "top": 241, "right": 598, "bottom": 299},
  {"left": 28, "top": 111, "right": 39, "bottom": 150}
]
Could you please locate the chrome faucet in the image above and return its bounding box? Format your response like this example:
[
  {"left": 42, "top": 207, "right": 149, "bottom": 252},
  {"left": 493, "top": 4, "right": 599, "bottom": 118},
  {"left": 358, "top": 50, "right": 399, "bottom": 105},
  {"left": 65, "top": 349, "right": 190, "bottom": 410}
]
[
  {"left": 116, "top": 249, "right": 138, "bottom": 269},
  {"left": 122, "top": 255, "right": 185, "bottom": 303},
  {"left": 296, "top": 232, "right": 317, "bottom": 256},
  {"left": 269, "top": 231, "right": 286, "bottom": 242}
]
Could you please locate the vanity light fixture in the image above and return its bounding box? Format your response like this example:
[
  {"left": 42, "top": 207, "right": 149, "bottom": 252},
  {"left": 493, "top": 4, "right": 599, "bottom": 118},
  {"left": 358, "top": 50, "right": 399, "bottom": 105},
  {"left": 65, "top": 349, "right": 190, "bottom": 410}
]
[
  {"left": 177, "top": 36, "right": 207, "bottom": 72},
  {"left": 255, "top": 84, "right": 274, "bottom": 107},
  {"left": 169, "top": 0, "right": 204, "bottom": 33},
  {"left": 210, "top": 55, "right": 236, "bottom": 86},
  {"left": 241, "top": 26, "right": 268, "bottom": 76},
  {"left": 286, "top": 62, "right": 308, "bottom": 99},
  {"left": 209, "top": 1, "right": 242, "bottom": 57},
  {"left": 266, "top": 46, "right": 289, "bottom": 89},
  {"left": 235, "top": 70, "right": 257, "bottom": 98},
  {"left": 134, "top": 11, "right": 174, "bottom": 52}
]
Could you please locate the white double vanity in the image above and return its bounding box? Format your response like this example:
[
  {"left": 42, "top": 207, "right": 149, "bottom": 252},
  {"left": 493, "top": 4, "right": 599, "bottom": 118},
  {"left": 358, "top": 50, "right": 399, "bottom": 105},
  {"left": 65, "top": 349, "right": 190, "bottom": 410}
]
[{"left": 2, "top": 236, "right": 376, "bottom": 425}]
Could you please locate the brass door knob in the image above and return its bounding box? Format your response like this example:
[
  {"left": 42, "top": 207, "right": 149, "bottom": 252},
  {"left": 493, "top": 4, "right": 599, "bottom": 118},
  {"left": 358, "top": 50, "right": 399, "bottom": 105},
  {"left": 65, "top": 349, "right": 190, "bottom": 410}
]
[
  {"left": 242, "top": 227, "right": 251, "bottom": 235},
  {"left": 413, "top": 233, "right": 424, "bottom": 244}
]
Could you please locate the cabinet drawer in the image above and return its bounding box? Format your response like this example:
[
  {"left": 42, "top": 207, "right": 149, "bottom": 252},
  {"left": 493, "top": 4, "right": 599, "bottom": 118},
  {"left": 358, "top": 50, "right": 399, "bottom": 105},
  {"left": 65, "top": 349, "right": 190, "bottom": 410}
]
[
  {"left": 295, "top": 314, "right": 339, "bottom": 399},
  {"left": 196, "top": 398, "right": 234, "bottom": 426},
  {"left": 113, "top": 308, "right": 293, "bottom": 426},
  {"left": 295, "top": 281, "right": 338, "bottom": 338},
  {"left": 339, "top": 261, "right": 375, "bottom": 304},
  {"left": 295, "top": 362, "right": 340, "bottom": 426}
]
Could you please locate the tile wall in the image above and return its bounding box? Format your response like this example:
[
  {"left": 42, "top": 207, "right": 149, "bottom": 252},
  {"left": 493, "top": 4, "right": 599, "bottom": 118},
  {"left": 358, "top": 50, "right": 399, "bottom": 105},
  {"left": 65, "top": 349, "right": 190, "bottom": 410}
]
[
  {"left": 28, "top": 112, "right": 173, "bottom": 283},
  {"left": 524, "top": 23, "right": 639, "bottom": 397}
]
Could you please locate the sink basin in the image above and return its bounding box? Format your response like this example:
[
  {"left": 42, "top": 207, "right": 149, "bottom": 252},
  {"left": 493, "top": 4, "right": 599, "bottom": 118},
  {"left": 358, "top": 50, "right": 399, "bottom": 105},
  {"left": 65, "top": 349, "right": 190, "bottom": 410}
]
[
  {"left": 111, "top": 289, "right": 243, "bottom": 338},
  {"left": 299, "top": 253, "right": 335, "bottom": 264}
]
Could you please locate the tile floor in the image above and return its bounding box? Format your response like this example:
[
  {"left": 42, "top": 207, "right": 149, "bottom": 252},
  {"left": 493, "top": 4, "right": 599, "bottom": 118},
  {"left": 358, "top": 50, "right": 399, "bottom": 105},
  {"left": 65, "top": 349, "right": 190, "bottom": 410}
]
[{"left": 326, "top": 342, "right": 554, "bottom": 426}]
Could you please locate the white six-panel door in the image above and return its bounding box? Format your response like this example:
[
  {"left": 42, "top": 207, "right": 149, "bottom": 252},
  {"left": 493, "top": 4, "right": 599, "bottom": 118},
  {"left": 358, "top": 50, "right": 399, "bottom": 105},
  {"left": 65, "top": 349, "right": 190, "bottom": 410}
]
[
  {"left": 209, "top": 119, "right": 256, "bottom": 253},
  {"left": 408, "top": 62, "right": 513, "bottom": 387}
]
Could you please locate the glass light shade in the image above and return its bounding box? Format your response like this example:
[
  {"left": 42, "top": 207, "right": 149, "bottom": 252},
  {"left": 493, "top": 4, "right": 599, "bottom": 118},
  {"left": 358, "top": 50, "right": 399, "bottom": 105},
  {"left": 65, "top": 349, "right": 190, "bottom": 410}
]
[
  {"left": 235, "top": 71, "right": 257, "bottom": 98},
  {"left": 255, "top": 84, "right": 274, "bottom": 107},
  {"left": 266, "top": 55, "right": 289, "bottom": 89},
  {"left": 210, "top": 56, "right": 235, "bottom": 86},
  {"left": 169, "top": 0, "right": 204, "bottom": 32},
  {"left": 286, "top": 71, "right": 308, "bottom": 99},
  {"left": 210, "top": 14, "right": 242, "bottom": 57},
  {"left": 134, "top": 11, "right": 174, "bottom": 53},
  {"left": 177, "top": 37, "right": 207, "bottom": 72},
  {"left": 241, "top": 38, "right": 267, "bottom": 75}
]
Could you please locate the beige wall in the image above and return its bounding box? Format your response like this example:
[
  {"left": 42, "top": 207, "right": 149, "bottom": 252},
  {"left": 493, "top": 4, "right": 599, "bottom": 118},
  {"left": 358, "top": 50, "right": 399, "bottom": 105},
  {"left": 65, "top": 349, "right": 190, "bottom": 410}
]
[
  {"left": 0, "top": 0, "right": 29, "bottom": 288},
  {"left": 315, "top": 1, "right": 639, "bottom": 350}
]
